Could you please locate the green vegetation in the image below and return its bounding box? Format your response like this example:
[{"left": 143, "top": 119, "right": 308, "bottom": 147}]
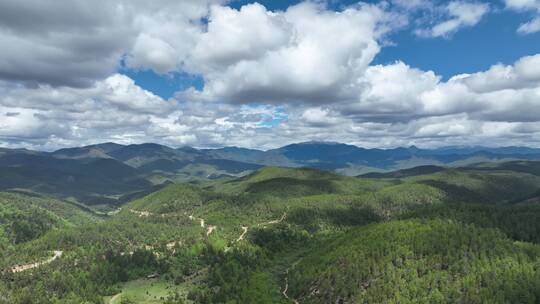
[
  {"left": 288, "top": 219, "right": 540, "bottom": 303},
  {"left": 1, "top": 161, "right": 540, "bottom": 303},
  {"left": 0, "top": 191, "right": 97, "bottom": 249},
  {"left": 105, "top": 278, "right": 187, "bottom": 304}
]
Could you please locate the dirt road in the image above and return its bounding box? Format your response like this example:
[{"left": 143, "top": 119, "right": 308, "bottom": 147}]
[
  {"left": 259, "top": 212, "right": 287, "bottom": 226},
  {"left": 108, "top": 292, "right": 122, "bottom": 304},
  {"left": 282, "top": 268, "right": 300, "bottom": 304},
  {"left": 237, "top": 226, "right": 248, "bottom": 242},
  {"left": 10, "top": 250, "right": 63, "bottom": 273},
  {"left": 129, "top": 209, "right": 152, "bottom": 217},
  {"left": 206, "top": 225, "right": 217, "bottom": 236}
]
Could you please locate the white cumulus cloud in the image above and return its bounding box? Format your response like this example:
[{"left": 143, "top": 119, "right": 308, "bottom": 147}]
[{"left": 0, "top": 1, "right": 539, "bottom": 150}]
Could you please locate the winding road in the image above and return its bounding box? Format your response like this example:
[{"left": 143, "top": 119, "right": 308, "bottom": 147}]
[
  {"left": 129, "top": 209, "right": 152, "bottom": 217},
  {"left": 282, "top": 268, "right": 300, "bottom": 304},
  {"left": 10, "top": 250, "right": 63, "bottom": 273},
  {"left": 206, "top": 225, "right": 217, "bottom": 236},
  {"left": 258, "top": 212, "right": 287, "bottom": 227},
  {"left": 234, "top": 212, "right": 287, "bottom": 243},
  {"left": 108, "top": 292, "right": 122, "bottom": 304},
  {"left": 236, "top": 226, "right": 248, "bottom": 242}
]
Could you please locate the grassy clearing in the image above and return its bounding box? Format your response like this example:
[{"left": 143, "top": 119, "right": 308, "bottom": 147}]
[{"left": 105, "top": 278, "right": 191, "bottom": 304}]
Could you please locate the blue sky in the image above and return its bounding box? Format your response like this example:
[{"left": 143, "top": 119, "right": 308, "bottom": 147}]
[
  {"left": 375, "top": 8, "right": 540, "bottom": 78},
  {"left": 122, "top": 0, "right": 540, "bottom": 100}
]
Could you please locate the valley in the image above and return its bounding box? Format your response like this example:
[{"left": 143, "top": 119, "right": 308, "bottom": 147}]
[
  {"left": 2, "top": 142, "right": 540, "bottom": 212},
  {"left": 0, "top": 158, "right": 540, "bottom": 303}
]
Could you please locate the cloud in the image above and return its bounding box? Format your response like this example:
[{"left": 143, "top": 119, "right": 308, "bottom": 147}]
[
  {"left": 100, "top": 75, "right": 177, "bottom": 115},
  {"left": 517, "top": 16, "right": 540, "bottom": 33},
  {"left": 0, "top": 105, "right": 69, "bottom": 141},
  {"left": 259, "top": 53, "right": 540, "bottom": 148},
  {"left": 505, "top": 0, "right": 540, "bottom": 34},
  {"left": 2, "top": 53, "right": 540, "bottom": 150},
  {"left": 181, "top": 2, "right": 400, "bottom": 105},
  {"left": 343, "top": 61, "right": 440, "bottom": 122},
  {"left": 0, "top": 74, "right": 175, "bottom": 115},
  {"left": 0, "top": 0, "right": 135, "bottom": 87},
  {"left": 391, "top": 0, "right": 431, "bottom": 10},
  {"left": 0, "top": 0, "right": 222, "bottom": 86},
  {"left": 0, "top": 74, "right": 179, "bottom": 147},
  {"left": 337, "top": 54, "right": 540, "bottom": 124},
  {"left": 455, "top": 54, "right": 540, "bottom": 92},
  {"left": 0, "top": 1, "right": 539, "bottom": 150},
  {"left": 0, "top": 73, "right": 295, "bottom": 149},
  {"left": 301, "top": 107, "right": 347, "bottom": 127},
  {"left": 189, "top": 3, "right": 292, "bottom": 72},
  {"left": 415, "top": 1, "right": 489, "bottom": 38},
  {"left": 123, "top": 0, "right": 226, "bottom": 74},
  {"left": 505, "top": 0, "right": 540, "bottom": 11}
]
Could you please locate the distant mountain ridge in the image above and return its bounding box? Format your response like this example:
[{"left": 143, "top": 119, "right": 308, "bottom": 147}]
[
  {"left": 1, "top": 141, "right": 540, "bottom": 207},
  {"left": 11, "top": 141, "right": 540, "bottom": 173},
  {"left": 207, "top": 141, "right": 540, "bottom": 173}
]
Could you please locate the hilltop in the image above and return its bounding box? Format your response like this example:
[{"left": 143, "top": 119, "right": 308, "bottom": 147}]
[
  {"left": 1, "top": 142, "right": 540, "bottom": 209},
  {"left": 1, "top": 161, "right": 540, "bottom": 303}
]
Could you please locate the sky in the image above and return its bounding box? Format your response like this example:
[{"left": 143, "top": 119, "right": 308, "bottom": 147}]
[{"left": 0, "top": 0, "right": 539, "bottom": 150}]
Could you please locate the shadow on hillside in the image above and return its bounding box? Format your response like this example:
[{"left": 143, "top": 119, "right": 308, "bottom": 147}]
[
  {"left": 286, "top": 206, "right": 381, "bottom": 232},
  {"left": 417, "top": 180, "right": 486, "bottom": 204},
  {"left": 245, "top": 177, "right": 338, "bottom": 197}
]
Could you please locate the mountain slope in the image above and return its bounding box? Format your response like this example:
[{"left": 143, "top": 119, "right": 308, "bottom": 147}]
[
  {"left": 204, "top": 141, "right": 540, "bottom": 174},
  {"left": 0, "top": 191, "right": 97, "bottom": 248},
  {"left": 52, "top": 142, "right": 123, "bottom": 159},
  {"left": 0, "top": 144, "right": 263, "bottom": 207},
  {"left": 50, "top": 141, "right": 540, "bottom": 176},
  {"left": 2, "top": 162, "right": 540, "bottom": 303},
  {"left": 1, "top": 141, "right": 540, "bottom": 211},
  {"left": 288, "top": 219, "right": 540, "bottom": 304},
  {"left": 0, "top": 153, "right": 152, "bottom": 206}
]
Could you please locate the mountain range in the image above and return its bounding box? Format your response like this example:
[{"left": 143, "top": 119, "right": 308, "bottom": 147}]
[
  {"left": 47, "top": 141, "right": 540, "bottom": 171},
  {"left": 1, "top": 141, "right": 540, "bottom": 207}
]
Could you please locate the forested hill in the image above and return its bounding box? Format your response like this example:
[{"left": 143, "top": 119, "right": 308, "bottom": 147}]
[
  {"left": 1, "top": 161, "right": 540, "bottom": 303},
  {"left": 1, "top": 142, "right": 540, "bottom": 209},
  {"left": 33, "top": 141, "right": 540, "bottom": 173}
]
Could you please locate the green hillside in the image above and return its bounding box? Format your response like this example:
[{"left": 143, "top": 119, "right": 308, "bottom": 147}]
[
  {"left": 129, "top": 183, "right": 209, "bottom": 213},
  {"left": 213, "top": 166, "right": 390, "bottom": 196},
  {"left": 0, "top": 191, "right": 97, "bottom": 248},
  {"left": 1, "top": 162, "right": 540, "bottom": 303},
  {"left": 288, "top": 219, "right": 540, "bottom": 304}
]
